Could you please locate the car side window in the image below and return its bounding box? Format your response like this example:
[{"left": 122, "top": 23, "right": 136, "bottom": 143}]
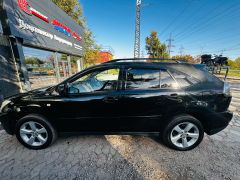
[
  {"left": 68, "top": 68, "right": 120, "bottom": 94},
  {"left": 170, "top": 70, "right": 200, "bottom": 88},
  {"left": 126, "top": 68, "right": 161, "bottom": 90},
  {"left": 126, "top": 68, "right": 160, "bottom": 89},
  {"left": 126, "top": 68, "right": 178, "bottom": 90},
  {"left": 160, "top": 70, "right": 178, "bottom": 89}
]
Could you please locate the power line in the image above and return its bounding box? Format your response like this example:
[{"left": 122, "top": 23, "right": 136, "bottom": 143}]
[
  {"left": 175, "top": 3, "right": 222, "bottom": 37},
  {"left": 169, "top": 0, "right": 208, "bottom": 36},
  {"left": 182, "top": 32, "right": 240, "bottom": 48},
  {"left": 174, "top": 1, "right": 227, "bottom": 39},
  {"left": 159, "top": 1, "right": 192, "bottom": 37},
  {"left": 176, "top": 3, "right": 239, "bottom": 41},
  {"left": 191, "top": 44, "right": 240, "bottom": 55},
  {"left": 177, "top": 10, "right": 240, "bottom": 46}
]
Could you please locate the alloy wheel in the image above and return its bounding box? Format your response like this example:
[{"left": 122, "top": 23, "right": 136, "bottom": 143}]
[
  {"left": 170, "top": 122, "right": 200, "bottom": 148},
  {"left": 19, "top": 121, "right": 48, "bottom": 147}
]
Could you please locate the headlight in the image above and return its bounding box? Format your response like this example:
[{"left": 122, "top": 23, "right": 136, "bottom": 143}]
[{"left": 0, "top": 100, "right": 12, "bottom": 113}]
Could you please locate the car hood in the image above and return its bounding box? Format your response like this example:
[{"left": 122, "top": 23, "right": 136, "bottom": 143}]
[{"left": 5, "top": 86, "right": 53, "bottom": 102}]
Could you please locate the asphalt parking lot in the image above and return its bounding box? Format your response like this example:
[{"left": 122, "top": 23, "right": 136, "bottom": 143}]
[{"left": 0, "top": 81, "right": 240, "bottom": 180}]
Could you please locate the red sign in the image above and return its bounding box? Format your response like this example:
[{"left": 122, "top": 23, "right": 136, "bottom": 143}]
[
  {"left": 17, "top": 0, "right": 82, "bottom": 42},
  {"left": 72, "top": 32, "right": 82, "bottom": 41},
  {"left": 52, "top": 20, "right": 82, "bottom": 41},
  {"left": 18, "top": 0, "right": 31, "bottom": 15},
  {"left": 52, "top": 19, "right": 71, "bottom": 36},
  {"left": 17, "top": 0, "right": 49, "bottom": 23},
  {"left": 30, "top": 8, "right": 49, "bottom": 23}
]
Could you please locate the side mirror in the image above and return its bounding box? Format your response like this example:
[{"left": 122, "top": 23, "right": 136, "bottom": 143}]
[{"left": 56, "top": 84, "right": 68, "bottom": 96}]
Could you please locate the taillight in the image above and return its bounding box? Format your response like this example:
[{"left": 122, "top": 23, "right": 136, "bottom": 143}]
[{"left": 223, "top": 82, "right": 231, "bottom": 95}]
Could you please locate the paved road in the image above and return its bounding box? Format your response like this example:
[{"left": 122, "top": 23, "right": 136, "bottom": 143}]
[{"left": 0, "top": 81, "right": 240, "bottom": 180}]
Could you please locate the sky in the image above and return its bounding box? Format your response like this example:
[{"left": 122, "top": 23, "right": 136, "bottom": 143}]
[{"left": 79, "top": 0, "right": 240, "bottom": 60}]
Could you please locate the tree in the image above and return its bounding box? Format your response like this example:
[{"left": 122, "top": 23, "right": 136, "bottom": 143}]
[
  {"left": 228, "top": 59, "right": 235, "bottom": 67},
  {"left": 52, "top": 0, "right": 103, "bottom": 66},
  {"left": 83, "top": 31, "right": 102, "bottom": 65},
  {"left": 172, "top": 55, "right": 195, "bottom": 63},
  {"left": 228, "top": 58, "right": 240, "bottom": 68},
  {"left": 145, "top": 32, "right": 169, "bottom": 58},
  {"left": 52, "top": 0, "right": 85, "bottom": 27},
  {"left": 25, "top": 57, "right": 44, "bottom": 66}
]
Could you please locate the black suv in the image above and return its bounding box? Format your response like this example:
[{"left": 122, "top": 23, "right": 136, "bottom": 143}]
[{"left": 0, "top": 59, "right": 233, "bottom": 151}]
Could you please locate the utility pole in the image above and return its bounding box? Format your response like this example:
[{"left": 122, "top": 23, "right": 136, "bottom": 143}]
[
  {"left": 141, "top": 50, "right": 144, "bottom": 58},
  {"left": 134, "top": 0, "right": 141, "bottom": 58},
  {"left": 179, "top": 45, "right": 184, "bottom": 56},
  {"left": 166, "top": 33, "right": 174, "bottom": 57},
  {"left": 220, "top": 49, "right": 226, "bottom": 56},
  {"left": 200, "top": 46, "right": 204, "bottom": 55}
]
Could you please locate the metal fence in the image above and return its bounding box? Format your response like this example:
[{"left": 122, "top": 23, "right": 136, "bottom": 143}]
[
  {"left": 27, "top": 56, "right": 83, "bottom": 90},
  {"left": 210, "top": 66, "right": 240, "bottom": 80}
]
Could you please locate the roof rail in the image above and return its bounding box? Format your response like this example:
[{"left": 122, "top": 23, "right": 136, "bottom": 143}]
[{"left": 103, "top": 58, "right": 186, "bottom": 64}]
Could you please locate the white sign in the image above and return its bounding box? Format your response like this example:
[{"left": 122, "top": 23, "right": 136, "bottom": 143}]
[
  {"left": 18, "top": 18, "right": 82, "bottom": 51},
  {"left": 18, "top": 19, "right": 53, "bottom": 39}
]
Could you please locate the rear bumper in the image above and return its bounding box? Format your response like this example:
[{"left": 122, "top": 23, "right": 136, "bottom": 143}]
[{"left": 206, "top": 111, "right": 233, "bottom": 135}]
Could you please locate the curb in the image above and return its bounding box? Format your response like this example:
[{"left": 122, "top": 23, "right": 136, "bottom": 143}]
[{"left": 216, "top": 75, "right": 240, "bottom": 81}]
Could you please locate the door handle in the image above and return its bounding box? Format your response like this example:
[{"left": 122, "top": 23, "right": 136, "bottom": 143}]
[
  {"left": 170, "top": 93, "right": 178, "bottom": 97},
  {"left": 167, "top": 94, "right": 183, "bottom": 103},
  {"left": 103, "top": 96, "right": 118, "bottom": 103}
]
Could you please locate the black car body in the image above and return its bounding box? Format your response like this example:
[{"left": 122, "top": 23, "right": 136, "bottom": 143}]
[{"left": 0, "top": 59, "right": 233, "bottom": 150}]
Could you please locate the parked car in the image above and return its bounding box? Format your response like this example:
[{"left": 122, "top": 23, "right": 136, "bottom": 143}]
[{"left": 0, "top": 59, "right": 233, "bottom": 151}]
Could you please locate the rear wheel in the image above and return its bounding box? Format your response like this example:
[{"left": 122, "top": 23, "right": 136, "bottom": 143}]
[
  {"left": 162, "top": 115, "right": 204, "bottom": 151},
  {"left": 16, "top": 115, "right": 57, "bottom": 150}
]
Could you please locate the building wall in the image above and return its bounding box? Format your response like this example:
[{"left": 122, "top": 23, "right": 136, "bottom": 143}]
[{"left": 0, "top": 35, "right": 20, "bottom": 98}]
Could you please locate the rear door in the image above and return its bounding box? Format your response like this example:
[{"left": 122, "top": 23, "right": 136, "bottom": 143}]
[{"left": 118, "top": 66, "right": 185, "bottom": 132}]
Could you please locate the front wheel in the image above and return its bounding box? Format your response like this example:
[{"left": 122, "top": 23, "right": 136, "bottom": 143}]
[
  {"left": 162, "top": 115, "right": 204, "bottom": 151},
  {"left": 15, "top": 114, "right": 57, "bottom": 150}
]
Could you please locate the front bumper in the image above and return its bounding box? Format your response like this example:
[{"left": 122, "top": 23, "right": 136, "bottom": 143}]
[
  {"left": 0, "top": 113, "right": 15, "bottom": 135},
  {"left": 206, "top": 111, "right": 233, "bottom": 135}
]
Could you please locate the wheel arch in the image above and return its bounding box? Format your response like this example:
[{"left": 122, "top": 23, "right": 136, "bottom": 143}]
[
  {"left": 13, "top": 112, "right": 57, "bottom": 134},
  {"left": 161, "top": 110, "right": 208, "bottom": 133}
]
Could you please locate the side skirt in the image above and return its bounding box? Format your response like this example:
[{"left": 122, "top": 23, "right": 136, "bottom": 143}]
[{"left": 59, "top": 132, "right": 161, "bottom": 137}]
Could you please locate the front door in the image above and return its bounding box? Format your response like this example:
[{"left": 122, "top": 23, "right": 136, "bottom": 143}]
[{"left": 52, "top": 67, "right": 124, "bottom": 132}]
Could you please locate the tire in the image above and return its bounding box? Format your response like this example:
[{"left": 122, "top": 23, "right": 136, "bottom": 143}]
[
  {"left": 162, "top": 115, "right": 204, "bottom": 151},
  {"left": 15, "top": 114, "right": 57, "bottom": 150}
]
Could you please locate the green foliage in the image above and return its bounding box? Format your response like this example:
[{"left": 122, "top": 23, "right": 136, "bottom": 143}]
[
  {"left": 228, "top": 60, "right": 235, "bottom": 67},
  {"left": 25, "top": 57, "right": 44, "bottom": 66},
  {"left": 228, "top": 58, "right": 240, "bottom": 68},
  {"left": 52, "top": 0, "right": 85, "bottom": 27},
  {"left": 83, "top": 31, "right": 102, "bottom": 66},
  {"left": 172, "top": 55, "right": 195, "bottom": 63},
  {"left": 145, "top": 31, "right": 169, "bottom": 58}
]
